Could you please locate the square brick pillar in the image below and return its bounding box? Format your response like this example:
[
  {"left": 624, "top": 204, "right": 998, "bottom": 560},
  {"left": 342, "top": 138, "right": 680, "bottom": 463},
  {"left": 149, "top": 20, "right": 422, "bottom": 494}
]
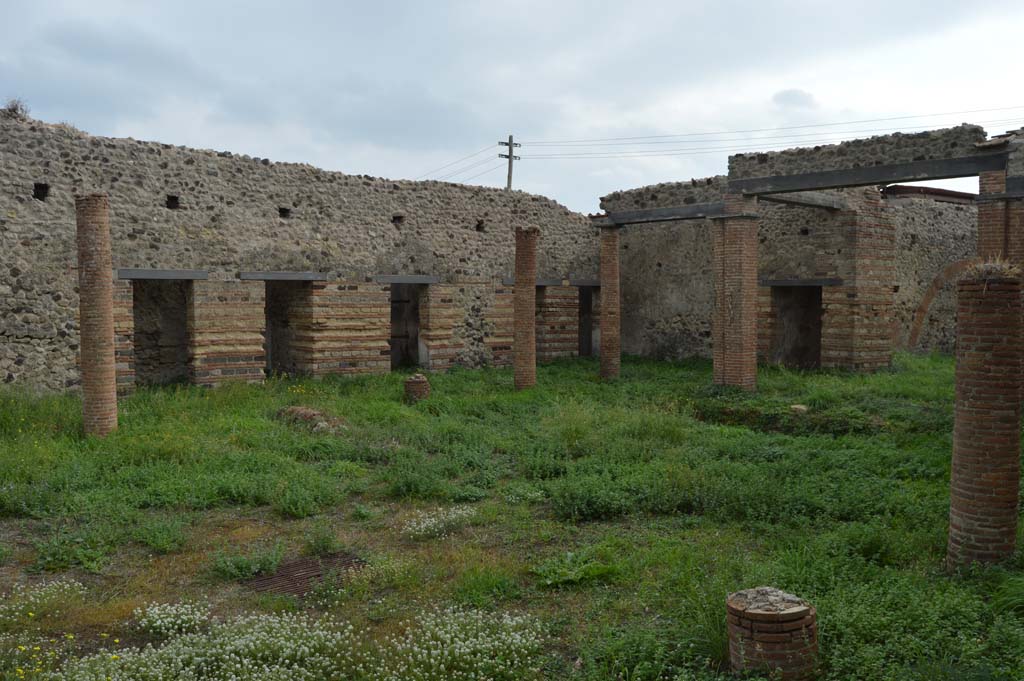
[
  {"left": 947, "top": 263, "right": 1023, "bottom": 567},
  {"left": 712, "top": 194, "right": 759, "bottom": 391},
  {"left": 419, "top": 284, "right": 460, "bottom": 372},
  {"left": 112, "top": 279, "right": 135, "bottom": 396},
  {"left": 486, "top": 281, "right": 515, "bottom": 367},
  {"left": 75, "top": 194, "right": 118, "bottom": 435},
  {"left": 187, "top": 280, "right": 266, "bottom": 387},
  {"left": 514, "top": 227, "right": 540, "bottom": 389},
  {"left": 599, "top": 225, "right": 621, "bottom": 380},
  {"left": 292, "top": 281, "right": 390, "bottom": 377},
  {"left": 977, "top": 170, "right": 1008, "bottom": 259}
]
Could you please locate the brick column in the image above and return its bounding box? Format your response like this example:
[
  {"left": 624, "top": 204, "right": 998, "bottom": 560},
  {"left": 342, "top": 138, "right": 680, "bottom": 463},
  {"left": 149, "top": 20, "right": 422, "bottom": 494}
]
[
  {"left": 75, "top": 194, "right": 118, "bottom": 436},
  {"left": 599, "top": 225, "right": 621, "bottom": 380},
  {"left": 947, "top": 263, "right": 1023, "bottom": 567},
  {"left": 727, "top": 587, "right": 818, "bottom": 680},
  {"left": 712, "top": 194, "right": 759, "bottom": 390},
  {"left": 513, "top": 227, "right": 539, "bottom": 389}
]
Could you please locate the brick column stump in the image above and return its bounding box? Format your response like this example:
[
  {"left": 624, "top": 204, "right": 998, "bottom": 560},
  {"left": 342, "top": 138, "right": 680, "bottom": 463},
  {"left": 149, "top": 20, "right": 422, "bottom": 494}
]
[
  {"left": 727, "top": 587, "right": 818, "bottom": 680},
  {"left": 75, "top": 194, "right": 118, "bottom": 436},
  {"left": 599, "top": 225, "right": 621, "bottom": 380},
  {"left": 404, "top": 373, "right": 431, "bottom": 403},
  {"left": 947, "top": 263, "right": 1023, "bottom": 567},
  {"left": 712, "top": 194, "right": 759, "bottom": 391},
  {"left": 513, "top": 227, "right": 540, "bottom": 390}
]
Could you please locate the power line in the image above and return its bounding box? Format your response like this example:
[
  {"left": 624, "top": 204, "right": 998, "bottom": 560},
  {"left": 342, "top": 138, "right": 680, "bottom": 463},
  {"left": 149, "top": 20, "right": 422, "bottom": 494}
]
[
  {"left": 435, "top": 156, "right": 498, "bottom": 181},
  {"left": 519, "top": 116, "right": 1024, "bottom": 149},
  {"left": 414, "top": 143, "right": 495, "bottom": 179},
  {"left": 520, "top": 118, "right": 1024, "bottom": 160},
  {"left": 460, "top": 163, "right": 507, "bottom": 183},
  {"left": 519, "top": 105, "right": 1024, "bottom": 145}
]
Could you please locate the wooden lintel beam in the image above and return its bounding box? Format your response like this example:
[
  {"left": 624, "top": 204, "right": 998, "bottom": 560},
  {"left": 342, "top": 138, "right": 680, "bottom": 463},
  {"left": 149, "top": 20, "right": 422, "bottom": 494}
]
[
  {"left": 729, "top": 153, "right": 1008, "bottom": 195},
  {"left": 759, "top": 191, "right": 847, "bottom": 211}
]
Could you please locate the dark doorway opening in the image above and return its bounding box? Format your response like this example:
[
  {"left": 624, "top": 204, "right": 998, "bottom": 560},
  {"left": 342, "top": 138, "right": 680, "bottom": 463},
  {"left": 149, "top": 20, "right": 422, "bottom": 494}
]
[
  {"left": 265, "top": 281, "right": 306, "bottom": 376},
  {"left": 578, "top": 286, "right": 599, "bottom": 357},
  {"left": 390, "top": 283, "right": 425, "bottom": 369},
  {"left": 769, "top": 286, "right": 822, "bottom": 369},
  {"left": 132, "top": 280, "right": 191, "bottom": 386}
]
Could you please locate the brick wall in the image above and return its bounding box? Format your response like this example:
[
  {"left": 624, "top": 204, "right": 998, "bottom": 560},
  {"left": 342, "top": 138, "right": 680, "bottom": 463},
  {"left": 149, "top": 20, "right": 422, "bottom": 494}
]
[
  {"left": 419, "top": 284, "right": 461, "bottom": 372},
  {"left": 187, "top": 280, "right": 266, "bottom": 387},
  {"left": 536, "top": 285, "right": 579, "bottom": 363},
  {"left": 947, "top": 265, "right": 1022, "bottom": 566}
]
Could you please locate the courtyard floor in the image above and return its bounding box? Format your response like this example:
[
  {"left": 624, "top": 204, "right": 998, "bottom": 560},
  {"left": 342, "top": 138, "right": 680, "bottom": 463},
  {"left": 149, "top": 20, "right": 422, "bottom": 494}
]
[{"left": 1, "top": 354, "right": 1023, "bottom": 680}]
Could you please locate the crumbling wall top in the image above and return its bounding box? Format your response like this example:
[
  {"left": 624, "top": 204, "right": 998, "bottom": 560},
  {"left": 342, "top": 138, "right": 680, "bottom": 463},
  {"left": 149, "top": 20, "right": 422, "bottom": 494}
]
[
  {"left": 599, "top": 176, "right": 726, "bottom": 212},
  {"left": 728, "top": 124, "right": 988, "bottom": 180}
]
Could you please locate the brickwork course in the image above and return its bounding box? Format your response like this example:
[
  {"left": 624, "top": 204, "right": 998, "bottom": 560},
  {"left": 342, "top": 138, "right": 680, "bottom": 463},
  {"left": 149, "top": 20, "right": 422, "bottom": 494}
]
[
  {"left": 513, "top": 227, "right": 540, "bottom": 389},
  {"left": 947, "top": 263, "right": 1023, "bottom": 567},
  {"left": 599, "top": 226, "right": 621, "bottom": 379},
  {"left": 727, "top": 587, "right": 818, "bottom": 680},
  {"left": 74, "top": 194, "right": 118, "bottom": 435}
]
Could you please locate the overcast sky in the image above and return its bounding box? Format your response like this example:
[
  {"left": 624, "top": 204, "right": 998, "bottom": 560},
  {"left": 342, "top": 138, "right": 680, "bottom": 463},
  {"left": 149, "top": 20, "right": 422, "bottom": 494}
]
[{"left": 2, "top": 0, "right": 1023, "bottom": 212}]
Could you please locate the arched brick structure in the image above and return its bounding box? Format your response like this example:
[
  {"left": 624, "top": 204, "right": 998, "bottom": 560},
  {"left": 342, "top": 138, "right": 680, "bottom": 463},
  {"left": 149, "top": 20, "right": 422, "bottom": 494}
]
[
  {"left": 947, "top": 263, "right": 1022, "bottom": 567},
  {"left": 513, "top": 227, "right": 539, "bottom": 389},
  {"left": 906, "top": 257, "right": 983, "bottom": 350},
  {"left": 75, "top": 194, "right": 118, "bottom": 436}
]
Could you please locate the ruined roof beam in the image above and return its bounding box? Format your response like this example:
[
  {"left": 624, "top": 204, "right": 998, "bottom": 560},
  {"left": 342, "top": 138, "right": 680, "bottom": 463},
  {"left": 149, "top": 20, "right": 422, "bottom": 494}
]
[{"left": 759, "top": 191, "right": 847, "bottom": 211}]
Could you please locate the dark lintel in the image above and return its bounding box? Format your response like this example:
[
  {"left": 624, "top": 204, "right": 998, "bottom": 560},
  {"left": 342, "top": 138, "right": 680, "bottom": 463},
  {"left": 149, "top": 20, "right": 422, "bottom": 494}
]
[
  {"left": 606, "top": 201, "right": 726, "bottom": 225},
  {"left": 761, "top": 278, "right": 843, "bottom": 287},
  {"left": 501, "top": 277, "right": 568, "bottom": 286},
  {"left": 373, "top": 274, "right": 441, "bottom": 285},
  {"left": 569, "top": 279, "right": 600, "bottom": 287},
  {"left": 759, "top": 191, "right": 847, "bottom": 211},
  {"left": 729, "top": 153, "right": 1008, "bottom": 195},
  {"left": 239, "top": 271, "right": 330, "bottom": 281},
  {"left": 117, "top": 268, "right": 208, "bottom": 280}
]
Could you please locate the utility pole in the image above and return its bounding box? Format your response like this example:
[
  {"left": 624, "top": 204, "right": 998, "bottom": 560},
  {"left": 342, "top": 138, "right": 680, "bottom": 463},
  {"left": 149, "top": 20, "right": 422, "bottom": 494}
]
[{"left": 499, "top": 134, "right": 521, "bottom": 191}]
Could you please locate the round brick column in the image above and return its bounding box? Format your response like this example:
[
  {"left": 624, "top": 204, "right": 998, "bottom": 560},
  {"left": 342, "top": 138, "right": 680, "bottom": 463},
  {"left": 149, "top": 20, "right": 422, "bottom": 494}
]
[
  {"left": 404, "top": 373, "right": 431, "bottom": 403},
  {"left": 75, "top": 194, "right": 118, "bottom": 436},
  {"left": 947, "top": 263, "right": 1022, "bottom": 567},
  {"left": 727, "top": 587, "right": 818, "bottom": 680},
  {"left": 599, "top": 225, "right": 620, "bottom": 380},
  {"left": 513, "top": 227, "right": 539, "bottom": 390}
]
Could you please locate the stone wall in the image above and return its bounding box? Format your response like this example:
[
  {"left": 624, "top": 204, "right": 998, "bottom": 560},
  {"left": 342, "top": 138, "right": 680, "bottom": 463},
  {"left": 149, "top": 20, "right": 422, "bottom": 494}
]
[
  {"left": 889, "top": 196, "right": 977, "bottom": 353},
  {"left": 0, "top": 115, "right": 597, "bottom": 391},
  {"left": 728, "top": 125, "right": 988, "bottom": 180},
  {"left": 602, "top": 178, "right": 976, "bottom": 362}
]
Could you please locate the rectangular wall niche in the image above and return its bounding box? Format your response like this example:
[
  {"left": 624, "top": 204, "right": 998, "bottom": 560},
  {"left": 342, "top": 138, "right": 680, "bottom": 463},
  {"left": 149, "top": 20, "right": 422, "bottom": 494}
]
[
  {"left": 578, "top": 286, "right": 600, "bottom": 357},
  {"left": 390, "top": 284, "right": 425, "bottom": 369},
  {"left": 265, "top": 281, "right": 307, "bottom": 376},
  {"left": 769, "top": 286, "right": 822, "bottom": 369},
  {"left": 132, "top": 280, "right": 191, "bottom": 385}
]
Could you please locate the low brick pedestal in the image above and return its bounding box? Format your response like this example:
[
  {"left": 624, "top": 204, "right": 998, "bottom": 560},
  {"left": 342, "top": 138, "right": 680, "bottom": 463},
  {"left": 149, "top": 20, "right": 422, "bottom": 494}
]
[
  {"left": 727, "top": 587, "right": 818, "bottom": 680},
  {"left": 404, "top": 373, "right": 431, "bottom": 403}
]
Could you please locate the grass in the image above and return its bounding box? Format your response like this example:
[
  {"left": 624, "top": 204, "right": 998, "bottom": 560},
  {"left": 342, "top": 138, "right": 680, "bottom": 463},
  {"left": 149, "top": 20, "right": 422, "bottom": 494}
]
[{"left": 0, "top": 353, "right": 1023, "bottom": 679}]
